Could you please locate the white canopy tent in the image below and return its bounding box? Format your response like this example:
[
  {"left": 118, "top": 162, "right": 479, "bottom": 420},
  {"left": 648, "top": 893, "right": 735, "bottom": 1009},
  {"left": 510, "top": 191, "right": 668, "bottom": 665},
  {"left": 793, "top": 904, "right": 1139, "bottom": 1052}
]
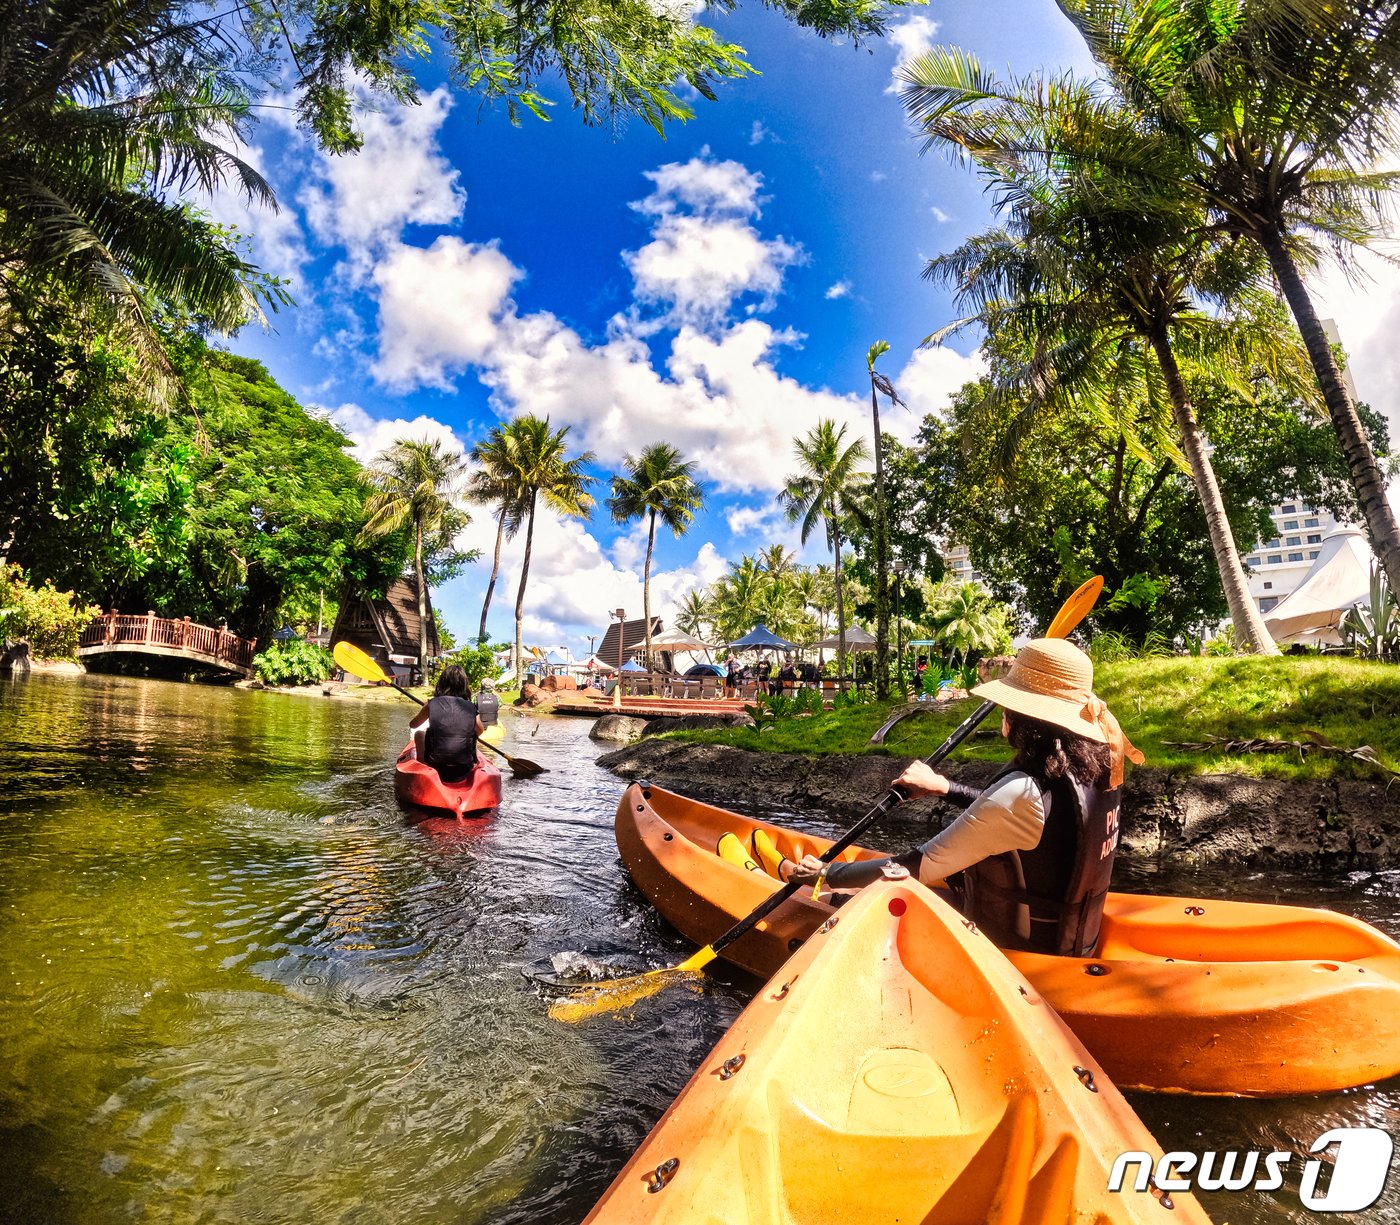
[{"left": 1262, "top": 527, "right": 1374, "bottom": 645}]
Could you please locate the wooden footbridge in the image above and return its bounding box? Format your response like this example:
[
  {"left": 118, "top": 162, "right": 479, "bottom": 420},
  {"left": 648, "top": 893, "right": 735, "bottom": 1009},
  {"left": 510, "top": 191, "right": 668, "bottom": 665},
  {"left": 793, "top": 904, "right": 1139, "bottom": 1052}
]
[{"left": 79, "top": 611, "right": 258, "bottom": 678}]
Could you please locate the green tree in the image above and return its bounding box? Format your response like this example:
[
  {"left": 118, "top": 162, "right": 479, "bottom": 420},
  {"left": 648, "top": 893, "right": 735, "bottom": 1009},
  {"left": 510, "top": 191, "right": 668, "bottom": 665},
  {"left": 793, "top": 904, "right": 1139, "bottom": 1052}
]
[
  {"left": 902, "top": 53, "right": 1303, "bottom": 652},
  {"left": 468, "top": 424, "right": 529, "bottom": 645},
  {"left": 607, "top": 442, "right": 704, "bottom": 667},
  {"left": 865, "top": 341, "right": 902, "bottom": 698},
  {"left": 361, "top": 437, "right": 471, "bottom": 672},
  {"left": 674, "top": 588, "right": 716, "bottom": 654},
  {"left": 1059, "top": 0, "right": 1400, "bottom": 606},
  {"left": 925, "top": 580, "right": 1008, "bottom": 666},
  {"left": 778, "top": 420, "right": 870, "bottom": 692},
  {"left": 501, "top": 416, "right": 596, "bottom": 683}
]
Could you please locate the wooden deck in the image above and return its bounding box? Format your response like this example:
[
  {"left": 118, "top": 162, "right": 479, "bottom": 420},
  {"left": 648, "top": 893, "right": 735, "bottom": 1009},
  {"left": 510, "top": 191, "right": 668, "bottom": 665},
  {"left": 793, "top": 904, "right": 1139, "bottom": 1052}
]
[{"left": 79, "top": 612, "right": 258, "bottom": 678}]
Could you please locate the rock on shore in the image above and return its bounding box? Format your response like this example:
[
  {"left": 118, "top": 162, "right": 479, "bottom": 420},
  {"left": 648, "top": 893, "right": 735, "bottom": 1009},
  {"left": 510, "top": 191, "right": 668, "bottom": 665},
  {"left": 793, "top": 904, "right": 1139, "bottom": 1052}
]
[{"left": 597, "top": 737, "right": 1400, "bottom": 868}]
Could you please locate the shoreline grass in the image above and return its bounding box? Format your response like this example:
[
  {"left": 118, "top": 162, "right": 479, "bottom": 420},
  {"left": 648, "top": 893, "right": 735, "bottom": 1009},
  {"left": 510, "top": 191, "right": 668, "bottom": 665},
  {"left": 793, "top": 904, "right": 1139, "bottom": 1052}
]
[{"left": 656, "top": 657, "right": 1400, "bottom": 782}]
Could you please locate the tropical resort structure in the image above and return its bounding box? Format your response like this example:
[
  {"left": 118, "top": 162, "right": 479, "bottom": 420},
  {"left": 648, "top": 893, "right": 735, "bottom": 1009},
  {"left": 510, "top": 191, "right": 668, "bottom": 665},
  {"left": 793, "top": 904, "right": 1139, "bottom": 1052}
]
[{"left": 328, "top": 577, "right": 440, "bottom": 684}]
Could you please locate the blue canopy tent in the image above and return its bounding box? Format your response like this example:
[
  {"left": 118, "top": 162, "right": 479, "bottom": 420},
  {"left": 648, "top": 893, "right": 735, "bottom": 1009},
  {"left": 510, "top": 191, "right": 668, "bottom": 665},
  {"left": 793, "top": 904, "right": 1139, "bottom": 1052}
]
[
  {"left": 727, "top": 623, "right": 800, "bottom": 651},
  {"left": 271, "top": 625, "right": 299, "bottom": 642},
  {"left": 619, "top": 659, "right": 647, "bottom": 673}
]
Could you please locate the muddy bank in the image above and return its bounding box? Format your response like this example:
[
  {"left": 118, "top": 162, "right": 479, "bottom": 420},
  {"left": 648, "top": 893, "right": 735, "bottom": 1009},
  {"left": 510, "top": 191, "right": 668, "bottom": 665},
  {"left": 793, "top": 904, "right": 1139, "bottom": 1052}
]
[{"left": 596, "top": 738, "right": 1400, "bottom": 868}]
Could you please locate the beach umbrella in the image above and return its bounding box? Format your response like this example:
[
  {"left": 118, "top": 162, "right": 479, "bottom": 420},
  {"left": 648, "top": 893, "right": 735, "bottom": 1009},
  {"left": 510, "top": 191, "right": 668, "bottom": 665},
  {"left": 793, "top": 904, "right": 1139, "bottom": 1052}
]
[
  {"left": 727, "top": 623, "right": 800, "bottom": 651},
  {"left": 810, "top": 624, "right": 877, "bottom": 651},
  {"left": 626, "top": 627, "right": 717, "bottom": 651}
]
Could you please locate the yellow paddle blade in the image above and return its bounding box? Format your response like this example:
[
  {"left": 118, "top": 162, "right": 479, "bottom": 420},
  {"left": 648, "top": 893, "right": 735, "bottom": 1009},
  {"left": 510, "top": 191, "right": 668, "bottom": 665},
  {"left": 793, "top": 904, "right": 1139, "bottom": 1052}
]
[
  {"left": 1045, "top": 576, "right": 1103, "bottom": 640},
  {"left": 547, "top": 967, "right": 703, "bottom": 1023},
  {"left": 333, "top": 641, "right": 389, "bottom": 683},
  {"left": 546, "top": 945, "right": 718, "bottom": 1023}
]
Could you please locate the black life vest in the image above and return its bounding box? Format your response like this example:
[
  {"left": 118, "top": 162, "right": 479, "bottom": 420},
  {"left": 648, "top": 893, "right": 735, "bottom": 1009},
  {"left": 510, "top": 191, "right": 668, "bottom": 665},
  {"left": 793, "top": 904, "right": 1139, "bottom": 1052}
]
[
  {"left": 476, "top": 690, "right": 500, "bottom": 726},
  {"left": 958, "top": 766, "right": 1121, "bottom": 957},
  {"left": 423, "top": 695, "right": 478, "bottom": 784}
]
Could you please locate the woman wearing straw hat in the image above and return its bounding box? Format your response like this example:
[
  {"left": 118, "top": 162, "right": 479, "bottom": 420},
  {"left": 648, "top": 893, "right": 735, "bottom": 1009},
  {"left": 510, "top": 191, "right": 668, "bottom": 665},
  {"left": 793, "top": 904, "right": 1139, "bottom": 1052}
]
[{"left": 785, "top": 638, "right": 1142, "bottom": 957}]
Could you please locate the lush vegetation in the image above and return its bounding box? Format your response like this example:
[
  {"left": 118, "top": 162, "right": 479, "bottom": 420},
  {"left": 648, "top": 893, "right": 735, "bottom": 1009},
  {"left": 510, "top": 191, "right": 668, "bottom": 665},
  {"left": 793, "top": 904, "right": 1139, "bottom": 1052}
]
[
  {"left": 0, "top": 565, "right": 98, "bottom": 660},
  {"left": 663, "top": 657, "right": 1400, "bottom": 781},
  {"left": 252, "top": 640, "right": 335, "bottom": 687}
]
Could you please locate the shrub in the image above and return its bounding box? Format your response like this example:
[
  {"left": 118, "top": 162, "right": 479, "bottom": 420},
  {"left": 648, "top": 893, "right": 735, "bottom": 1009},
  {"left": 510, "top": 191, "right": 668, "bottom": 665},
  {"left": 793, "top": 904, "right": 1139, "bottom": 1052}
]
[
  {"left": 0, "top": 564, "right": 99, "bottom": 659},
  {"left": 433, "top": 642, "right": 503, "bottom": 690},
  {"left": 253, "top": 639, "right": 334, "bottom": 686}
]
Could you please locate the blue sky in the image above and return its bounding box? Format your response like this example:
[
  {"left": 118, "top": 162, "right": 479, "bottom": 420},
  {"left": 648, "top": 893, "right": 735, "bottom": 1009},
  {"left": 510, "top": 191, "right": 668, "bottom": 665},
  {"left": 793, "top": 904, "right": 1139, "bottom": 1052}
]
[{"left": 209, "top": 1, "right": 1399, "bottom": 656}]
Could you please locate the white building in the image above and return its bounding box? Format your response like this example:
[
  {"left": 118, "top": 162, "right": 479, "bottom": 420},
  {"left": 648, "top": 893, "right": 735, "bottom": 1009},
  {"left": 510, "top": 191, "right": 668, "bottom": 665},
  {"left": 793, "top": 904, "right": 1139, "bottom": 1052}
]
[
  {"left": 1243, "top": 500, "right": 1346, "bottom": 614},
  {"left": 944, "top": 543, "right": 982, "bottom": 585}
]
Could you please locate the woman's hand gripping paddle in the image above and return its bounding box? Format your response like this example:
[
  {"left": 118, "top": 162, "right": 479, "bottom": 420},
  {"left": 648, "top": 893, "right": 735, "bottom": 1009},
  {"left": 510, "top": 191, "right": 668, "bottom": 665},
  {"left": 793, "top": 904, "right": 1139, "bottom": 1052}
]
[
  {"left": 547, "top": 576, "right": 1104, "bottom": 1023},
  {"left": 331, "top": 641, "right": 547, "bottom": 779}
]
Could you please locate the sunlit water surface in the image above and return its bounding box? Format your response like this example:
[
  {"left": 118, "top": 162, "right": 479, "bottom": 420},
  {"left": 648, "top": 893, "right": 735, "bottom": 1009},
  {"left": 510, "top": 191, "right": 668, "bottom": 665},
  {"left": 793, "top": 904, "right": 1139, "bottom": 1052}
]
[{"left": 1, "top": 673, "right": 1398, "bottom": 1223}]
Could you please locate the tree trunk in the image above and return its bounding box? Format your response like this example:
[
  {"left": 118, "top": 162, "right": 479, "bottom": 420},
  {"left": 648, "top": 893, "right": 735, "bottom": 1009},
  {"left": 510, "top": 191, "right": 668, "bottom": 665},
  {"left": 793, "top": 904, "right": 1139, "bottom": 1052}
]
[
  {"left": 1149, "top": 329, "right": 1278, "bottom": 654},
  {"left": 871, "top": 383, "right": 890, "bottom": 700},
  {"left": 832, "top": 500, "right": 848, "bottom": 694},
  {"left": 1259, "top": 229, "right": 1400, "bottom": 598},
  {"left": 479, "top": 504, "right": 507, "bottom": 644},
  {"left": 414, "top": 519, "right": 430, "bottom": 681},
  {"left": 514, "top": 491, "right": 539, "bottom": 687},
  {"left": 643, "top": 510, "right": 656, "bottom": 669}
]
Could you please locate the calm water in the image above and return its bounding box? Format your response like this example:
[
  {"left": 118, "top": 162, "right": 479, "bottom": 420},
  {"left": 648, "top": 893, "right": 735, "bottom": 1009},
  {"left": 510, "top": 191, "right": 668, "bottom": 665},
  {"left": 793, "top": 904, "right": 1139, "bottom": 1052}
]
[{"left": 1, "top": 673, "right": 1398, "bottom": 1223}]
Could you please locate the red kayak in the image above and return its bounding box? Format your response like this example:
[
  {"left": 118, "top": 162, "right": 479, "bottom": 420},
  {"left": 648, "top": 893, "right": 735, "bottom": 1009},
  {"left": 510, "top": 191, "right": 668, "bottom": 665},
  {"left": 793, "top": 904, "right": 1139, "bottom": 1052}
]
[{"left": 393, "top": 743, "right": 502, "bottom": 818}]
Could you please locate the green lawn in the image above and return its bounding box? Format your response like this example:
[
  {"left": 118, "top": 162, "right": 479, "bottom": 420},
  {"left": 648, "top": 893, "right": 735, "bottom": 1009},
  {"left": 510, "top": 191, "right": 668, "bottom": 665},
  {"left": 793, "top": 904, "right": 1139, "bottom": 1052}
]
[{"left": 658, "top": 657, "right": 1400, "bottom": 781}]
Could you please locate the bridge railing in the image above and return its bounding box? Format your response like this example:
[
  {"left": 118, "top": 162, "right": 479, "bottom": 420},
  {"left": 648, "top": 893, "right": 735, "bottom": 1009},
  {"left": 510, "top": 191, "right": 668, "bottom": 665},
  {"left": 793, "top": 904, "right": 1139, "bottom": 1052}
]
[{"left": 80, "top": 612, "right": 258, "bottom": 671}]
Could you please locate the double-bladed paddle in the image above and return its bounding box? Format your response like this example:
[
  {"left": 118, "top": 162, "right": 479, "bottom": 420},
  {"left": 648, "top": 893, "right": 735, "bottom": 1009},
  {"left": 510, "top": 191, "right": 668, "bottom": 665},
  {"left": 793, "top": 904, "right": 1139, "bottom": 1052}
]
[
  {"left": 331, "top": 641, "right": 547, "bottom": 778},
  {"left": 547, "top": 575, "right": 1103, "bottom": 1023}
]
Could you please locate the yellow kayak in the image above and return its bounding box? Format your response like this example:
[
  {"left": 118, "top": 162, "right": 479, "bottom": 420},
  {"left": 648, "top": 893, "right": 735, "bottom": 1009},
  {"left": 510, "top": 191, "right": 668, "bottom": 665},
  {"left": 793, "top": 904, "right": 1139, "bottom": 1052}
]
[{"left": 584, "top": 877, "right": 1211, "bottom": 1224}]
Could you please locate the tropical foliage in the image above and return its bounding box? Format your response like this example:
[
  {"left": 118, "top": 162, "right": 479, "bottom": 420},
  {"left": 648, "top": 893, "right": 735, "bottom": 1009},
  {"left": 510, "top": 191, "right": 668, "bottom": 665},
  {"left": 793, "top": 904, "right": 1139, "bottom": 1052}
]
[
  {"left": 252, "top": 639, "right": 335, "bottom": 686},
  {"left": 0, "top": 564, "right": 99, "bottom": 660}
]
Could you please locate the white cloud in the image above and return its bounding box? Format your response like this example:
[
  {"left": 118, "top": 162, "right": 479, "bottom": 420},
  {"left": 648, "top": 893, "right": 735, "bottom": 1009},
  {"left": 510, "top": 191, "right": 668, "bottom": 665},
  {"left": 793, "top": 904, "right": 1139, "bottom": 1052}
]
[
  {"left": 370, "top": 237, "right": 521, "bottom": 390},
  {"left": 625, "top": 153, "right": 803, "bottom": 324},
  {"left": 749, "top": 120, "right": 772, "bottom": 146},
  {"left": 886, "top": 16, "right": 942, "bottom": 93},
  {"left": 726, "top": 502, "right": 789, "bottom": 537},
  {"left": 299, "top": 87, "right": 465, "bottom": 276},
  {"left": 930, "top": 206, "right": 952, "bottom": 223},
  {"left": 1309, "top": 251, "right": 1400, "bottom": 437},
  {"left": 324, "top": 402, "right": 465, "bottom": 463},
  {"left": 825, "top": 280, "right": 853, "bottom": 300},
  {"left": 894, "top": 344, "right": 986, "bottom": 419}
]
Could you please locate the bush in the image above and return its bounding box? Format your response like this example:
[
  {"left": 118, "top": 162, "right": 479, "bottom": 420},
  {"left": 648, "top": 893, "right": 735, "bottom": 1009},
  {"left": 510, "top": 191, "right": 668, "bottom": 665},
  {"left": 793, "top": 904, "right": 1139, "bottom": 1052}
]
[
  {"left": 0, "top": 564, "right": 99, "bottom": 659},
  {"left": 253, "top": 639, "right": 334, "bottom": 686},
  {"left": 433, "top": 642, "right": 503, "bottom": 690}
]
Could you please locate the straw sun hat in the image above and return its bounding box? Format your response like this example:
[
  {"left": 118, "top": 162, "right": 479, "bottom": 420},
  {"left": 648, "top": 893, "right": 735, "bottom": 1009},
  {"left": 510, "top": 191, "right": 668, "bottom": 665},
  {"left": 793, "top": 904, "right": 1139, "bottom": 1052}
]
[{"left": 971, "top": 638, "right": 1143, "bottom": 783}]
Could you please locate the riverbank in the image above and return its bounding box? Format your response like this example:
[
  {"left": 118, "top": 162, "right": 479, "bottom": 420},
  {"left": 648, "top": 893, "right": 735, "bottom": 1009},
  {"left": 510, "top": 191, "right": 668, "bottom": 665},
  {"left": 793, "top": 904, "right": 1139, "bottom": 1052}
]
[{"left": 597, "top": 737, "right": 1400, "bottom": 869}]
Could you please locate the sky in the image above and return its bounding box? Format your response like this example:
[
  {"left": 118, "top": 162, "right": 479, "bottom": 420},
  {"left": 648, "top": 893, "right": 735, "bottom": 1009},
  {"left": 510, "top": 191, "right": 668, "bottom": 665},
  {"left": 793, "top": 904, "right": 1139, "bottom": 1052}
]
[{"left": 208, "top": 0, "right": 1400, "bottom": 659}]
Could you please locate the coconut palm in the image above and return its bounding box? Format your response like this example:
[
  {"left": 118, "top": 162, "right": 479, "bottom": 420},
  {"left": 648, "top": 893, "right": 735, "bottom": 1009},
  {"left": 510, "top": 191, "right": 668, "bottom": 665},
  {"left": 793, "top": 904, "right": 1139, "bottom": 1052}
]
[
  {"left": 361, "top": 438, "right": 472, "bottom": 675},
  {"left": 503, "top": 416, "right": 596, "bottom": 683},
  {"left": 606, "top": 442, "right": 704, "bottom": 667},
  {"left": 866, "top": 340, "right": 902, "bottom": 698},
  {"left": 1058, "top": 0, "right": 1400, "bottom": 597},
  {"left": 901, "top": 53, "right": 1292, "bottom": 652},
  {"left": 0, "top": 0, "right": 281, "bottom": 372},
  {"left": 467, "top": 425, "right": 529, "bottom": 644},
  {"left": 926, "top": 581, "right": 1003, "bottom": 666},
  {"left": 711, "top": 554, "right": 768, "bottom": 644},
  {"left": 778, "top": 420, "right": 871, "bottom": 691},
  {"left": 674, "top": 588, "right": 716, "bottom": 655}
]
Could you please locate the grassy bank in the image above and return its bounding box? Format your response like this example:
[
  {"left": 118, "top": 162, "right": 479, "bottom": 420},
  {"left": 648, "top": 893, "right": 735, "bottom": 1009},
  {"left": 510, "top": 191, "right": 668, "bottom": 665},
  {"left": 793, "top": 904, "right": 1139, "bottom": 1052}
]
[{"left": 659, "top": 656, "right": 1400, "bottom": 781}]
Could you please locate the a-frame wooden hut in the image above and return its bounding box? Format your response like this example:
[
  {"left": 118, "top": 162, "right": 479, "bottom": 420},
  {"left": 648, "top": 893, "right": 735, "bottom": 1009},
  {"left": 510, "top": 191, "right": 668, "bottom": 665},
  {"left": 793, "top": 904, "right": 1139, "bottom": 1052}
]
[{"left": 330, "top": 576, "right": 440, "bottom": 683}]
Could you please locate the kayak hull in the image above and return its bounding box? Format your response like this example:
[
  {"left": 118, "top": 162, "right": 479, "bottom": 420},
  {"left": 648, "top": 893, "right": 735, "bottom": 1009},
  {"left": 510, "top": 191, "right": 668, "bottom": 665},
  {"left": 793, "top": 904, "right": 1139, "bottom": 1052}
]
[
  {"left": 616, "top": 782, "right": 1400, "bottom": 1097},
  {"left": 584, "top": 878, "right": 1211, "bottom": 1225},
  {"left": 394, "top": 743, "right": 502, "bottom": 818}
]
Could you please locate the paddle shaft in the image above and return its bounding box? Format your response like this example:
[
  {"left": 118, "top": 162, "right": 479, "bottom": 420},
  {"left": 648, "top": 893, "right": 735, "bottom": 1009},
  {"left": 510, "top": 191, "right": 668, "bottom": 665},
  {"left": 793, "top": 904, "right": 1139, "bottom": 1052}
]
[{"left": 703, "top": 697, "right": 996, "bottom": 961}]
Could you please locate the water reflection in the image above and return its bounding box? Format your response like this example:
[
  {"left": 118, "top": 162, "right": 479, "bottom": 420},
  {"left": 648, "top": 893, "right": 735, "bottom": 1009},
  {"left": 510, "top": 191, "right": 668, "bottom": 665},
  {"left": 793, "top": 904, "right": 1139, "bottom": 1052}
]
[{"left": 0, "top": 673, "right": 1396, "bottom": 1223}]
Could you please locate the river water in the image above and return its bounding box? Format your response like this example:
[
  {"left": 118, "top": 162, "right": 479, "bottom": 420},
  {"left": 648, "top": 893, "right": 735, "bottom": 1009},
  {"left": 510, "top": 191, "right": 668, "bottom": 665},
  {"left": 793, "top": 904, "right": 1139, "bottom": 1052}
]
[{"left": 1, "top": 673, "right": 1398, "bottom": 1224}]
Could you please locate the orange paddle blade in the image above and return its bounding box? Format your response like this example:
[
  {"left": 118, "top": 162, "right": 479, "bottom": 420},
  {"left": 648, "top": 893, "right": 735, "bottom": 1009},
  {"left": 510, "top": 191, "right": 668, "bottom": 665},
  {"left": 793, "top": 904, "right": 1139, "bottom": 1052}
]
[
  {"left": 1045, "top": 576, "right": 1103, "bottom": 640},
  {"left": 333, "top": 641, "right": 389, "bottom": 683}
]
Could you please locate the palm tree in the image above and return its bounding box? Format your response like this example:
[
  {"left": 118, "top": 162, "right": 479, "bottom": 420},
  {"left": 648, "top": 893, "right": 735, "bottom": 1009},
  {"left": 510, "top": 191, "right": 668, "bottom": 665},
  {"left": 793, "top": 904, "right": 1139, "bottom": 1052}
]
[
  {"left": 866, "top": 341, "right": 903, "bottom": 697},
  {"left": 674, "top": 588, "right": 716, "bottom": 656},
  {"left": 1057, "top": 0, "right": 1400, "bottom": 597},
  {"left": 778, "top": 420, "right": 871, "bottom": 691},
  {"left": 361, "top": 438, "right": 471, "bottom": 675},
  {"left": 927, "top": 581, "right": 1003, "bottom": 667},
  {"left": 902, "top": 52, "right": 1290, "bottom": 652},
  {"left": 503, "top": 416, "right": 596, "bottom": 683},
  {"left": 0, "top": 1, "right": 282, "bottom": 372},
  {"left": 711, "top": 554, "right": 768, "bottom": 644},
  {"left": 467, "top": 425, "right": 529, "bottom": 645},
  {"left": 606, "top": 442, "right": 704, "bottom": 667}
]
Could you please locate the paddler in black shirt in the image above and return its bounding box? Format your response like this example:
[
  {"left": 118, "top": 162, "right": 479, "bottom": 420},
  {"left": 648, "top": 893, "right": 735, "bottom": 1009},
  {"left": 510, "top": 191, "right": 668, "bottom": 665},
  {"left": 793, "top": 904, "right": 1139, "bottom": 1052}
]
[{"left": 409, "top": 665, "right": 485, "bottom": 783}]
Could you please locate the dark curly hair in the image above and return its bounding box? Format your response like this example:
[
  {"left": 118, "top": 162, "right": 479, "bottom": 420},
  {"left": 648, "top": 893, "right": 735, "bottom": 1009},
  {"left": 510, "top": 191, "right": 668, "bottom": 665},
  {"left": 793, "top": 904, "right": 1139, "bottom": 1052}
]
[{"left": 1004, "top": 710, "right": 1112, "bottom": 789}]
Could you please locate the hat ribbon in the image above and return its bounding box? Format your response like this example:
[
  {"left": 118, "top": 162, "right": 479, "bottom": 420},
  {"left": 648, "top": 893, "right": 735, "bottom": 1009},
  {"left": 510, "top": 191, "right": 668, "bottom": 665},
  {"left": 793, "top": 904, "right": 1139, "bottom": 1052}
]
[{"left": 1083, "top": 696, "right": 1144, "bottom": 788}]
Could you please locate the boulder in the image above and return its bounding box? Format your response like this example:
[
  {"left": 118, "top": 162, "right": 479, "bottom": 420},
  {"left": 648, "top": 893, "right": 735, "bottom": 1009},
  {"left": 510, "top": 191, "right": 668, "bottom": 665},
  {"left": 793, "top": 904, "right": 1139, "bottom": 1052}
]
[
  {"left": 642, "top": 712, "right": 754, "bottom": 736},
  {"left": 590, "top": 714, "right": 652, "bottom": 743},
  {"left": 0, "top": 642, "right": 31, "bottom": 674},
  {"left": 539, "top": 674, "right": 578, "bottom": 692},
  {"left": 978, "top": 655, "right": 1014, "bottom": 683},
  {"left": 518, "top": 683, "right": 556, "bottom": 709}
]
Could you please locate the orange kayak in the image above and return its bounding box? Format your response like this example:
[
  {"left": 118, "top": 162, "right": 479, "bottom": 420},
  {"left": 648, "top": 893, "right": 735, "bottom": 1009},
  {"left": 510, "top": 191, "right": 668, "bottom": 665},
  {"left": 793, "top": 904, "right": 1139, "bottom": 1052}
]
[
  {"left": 393, "top": 743, "right": 502, "bottom": 818},
  {"left": 584, "top": 877, "right": 1212, "bottom": 1224},
  {"left": 617, "top": 782, "right": 1400, "bottom": 1097}
]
